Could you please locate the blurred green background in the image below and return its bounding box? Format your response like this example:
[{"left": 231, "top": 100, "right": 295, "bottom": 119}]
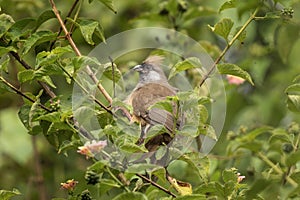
[{"left": 0, "top": 0, "right": 299, "bottom": 199}]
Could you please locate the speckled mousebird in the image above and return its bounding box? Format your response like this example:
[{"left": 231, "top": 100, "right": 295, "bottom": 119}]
[{"left": 127, "top": 55, "right": 182, "bottom": 152}]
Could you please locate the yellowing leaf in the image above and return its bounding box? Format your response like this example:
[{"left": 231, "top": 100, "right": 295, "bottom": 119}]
[{"left": 167, "top": 175, "right": 193, "bottom": 196}]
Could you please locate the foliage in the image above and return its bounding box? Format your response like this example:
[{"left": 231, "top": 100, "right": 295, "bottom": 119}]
[{"left": 0, "top": 0, "right": 300, "bottom": 199}]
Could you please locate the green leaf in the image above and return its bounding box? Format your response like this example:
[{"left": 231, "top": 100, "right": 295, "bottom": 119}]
[
  {"left": 29, "top": 125, "right": 43, "bottom": 135},
  {"left": 234, "top": 26, "right": 247, "bottom": 42},
  {"left": 126, "top": 163, "right": 158, "bottom": 173},
  {"left": 103, "top": 62, "right": 123, "bottom": 84},
  {"left": 112, "top": 192, "right": 147, "bottom": 200},
  {"left": 198, "top": 105, "right": 208, "bottom": 123},
  {"left": 150, "top": 167, "right": 167, "bottom": 182},
  {"left": 0, "top": 189, "right": 21, "bottom": 200},
  {"left": 0, "top": 56, "right": 10, "bottom": 73},
  {"left": 87, "top": 160, "right": 108, "bottom": 172},
  {"left": 285, "top": 151, "right": 300, "bottom": 167},
  {"left": 193, "top": 183, "right": 217, "bottom": 196},
  {"left": 18, "top": 104, "right": 31, "bottom": 130},
  {"left": 149, "top": 99, "right": 174, "bottom": 113},
  {"left": 285, "top": 84, "right": 300, "bottom": 95},
  {"left": 169, "top": 57, "right": 201, "bottom": 80},
  {"left": 96, "top": 0, "right": 117, "bottom": 13},
  {"left": 18, "top": 67, "right": 59, "bottom": 87},
  {"left": 94, "top": 21, "right": 106, "bottom": 43},
  {"left": 44, "top": 122, "right": 74, "bottom": 149},
  {"left": 40, "top": 75, "right": 56, "bottom": 88},
  {"left": 293, "top": 75, "right": 300, "bottom": 83},
  {"left": 35, "top": 10, "right": 56, "bottom": 30},
  {"left": 214, "top": 182, "right": 225, "bottom": 197},
  {"left": 290, "top": 171, "right": 300, "bottom": 184},
  {"left": 0, "top": 46, "right": 16, "bottom": 57},
  {"left": 98, "top": 178, "right": 121, "bottom": 196},
  {"left": 286, "top": 85, "right": 300, "bottom": 110},
  {"left": 237, "top": 126, "right": 273, "bottom": 142},
  {"left": 7, "top": 18, "right": 36, "bottom": 41},
  {"left": 100, "top": 178, "right": 120, "bottom": 188},
  {"left": 36, "top": 112, "right": 61, "bottom": 123},
  {"left": 222, "top": 168, "right": 237, "bottom": 182},
  {"left": 112, "top": 98, "right": 132, "bottom": 113},
  {"left": 208, "top": 18, "right": 234, "bottom": 41},
  {"left": 144, "top": 124, "right": 168, "bottom": 141},
  {"left": 18, "top": 70, "right": 34, "bottom": 83},
  {"left": 120, "top": 143, "right": 148, "bottom": 153},
  {"left": 35, "top": 46, "right": 73, "bottom": 68},
  {"left": 36, "top": 64, "right": 62, "bottom": 76},
  {"left": 22, "top": 30, "right": 57, "bottom": 55},
  {"left": 175, "top": 194, "right": 207, "bottom": 200},
  {"left": 269, "top": 128, "right": 290, "bottom": 144},
  {"left": 58, "top": 139, "right": 82, "bottom": 154},
  {"left": 217, "top": 63, "right": 254, "bottom": 85},
  {"left": 198, "top": 124, "right": 217, "bottom": 141},
  {"left": 179, "top": 153, "right": 209, "bottom": 183},
  {"left": 147, "top": 189, "right": 168, "bottom": 200},
  {"left": 286, "top": 95, "right": 300, "bottom": 113},
  {"left": 72, "top": 56, "right": 102, "bottom": 72},
  {"left": 28, "top": 90, "right": 44, "bottom": 126},
  {"left": 239, "top": 141, "right": 263, "bottom": 152},
  {"left": 71, "top": 18, "right": 105, "bottom": 45},
  {"left": 0, "top": 13, "right": 14, "bottom": 38},
  {"left": 219, "top": 0, "right": 237, "bottom": 13}
]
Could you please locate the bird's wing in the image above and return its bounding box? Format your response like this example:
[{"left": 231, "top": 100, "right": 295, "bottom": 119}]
[{"left": 130, "top": 83, "right": 180, "bottom": 132}]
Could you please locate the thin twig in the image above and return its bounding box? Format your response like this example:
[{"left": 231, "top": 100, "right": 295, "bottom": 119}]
[
  {"left": 136, "top": 173, "right": 177, "bottom": 198},
  {"left": 10, "top": 50, "right": 96, "bottom": 139},
  {"left": 49, "top": 0, "right": 113, "bottom": 104},
  {"left": 50, "top": 0, "right": 80, "bottom": 49},
  {"left": 109, "top": 56, "right": 116, "bottom": 98},
  {"left": 57, "top": 61, "right": 113, "bottom": 114},
  {"left": 0, "top": 76, "right": 52, "bottom": 112},
  {"left": 106, "top": 166, "right": 131, "bottom": 192},
  {"left": 9, "top": 51, "right": 57, "bottom": 98},
  {"left": 69, "top": 0, "right": 82, "bottom": 34},
  {"left": 199, "top": 8, "right": 259, "bottom": 87},
  {"left": 257, "top": 152, "right": 298, "bottom": 187}
]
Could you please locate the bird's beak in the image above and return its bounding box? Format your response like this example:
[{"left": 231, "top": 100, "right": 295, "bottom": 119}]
[{"left": 132, "top": 64, "right": 142, "bottom": 71}]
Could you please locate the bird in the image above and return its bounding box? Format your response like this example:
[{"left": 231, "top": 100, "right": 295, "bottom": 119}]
[{"left": 127, "top": 55, "right": 182, "bottom": 152}]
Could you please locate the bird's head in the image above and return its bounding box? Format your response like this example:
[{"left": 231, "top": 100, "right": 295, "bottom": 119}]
[{"left": 133, "top": 55, "right": 168, "bottom": 84}]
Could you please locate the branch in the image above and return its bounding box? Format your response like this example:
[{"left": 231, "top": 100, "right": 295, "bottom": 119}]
[
  {"left": 136, "top": 173, "right": 177, "bottom": 198},
  {"left": 49, "top": 0, "right": 113, "bottom": 104},
  {"left": 106, "top": 166, "right": 131, "bottom": 192},
  {"left": 199, "top": 8, "right": 259, "bottom": 87},
  {"left": 50, "top": 0, "right": 80, "bottom": 49},
  {"left": 10, "top": 50, "right": 97, "bottom": 139},
  {"left": 10, "top": 51, "right": 57, "bottom": 98},
  {"left": 57, "top": 61, "right": 113, "bottom": 115},
  {"left": 0, "top": 76, "right": 52, "bottom": 112},
  {"left": 109, "top": 56, "right": 116, "bottom": 98},
  {"left": 257, "top": 152, "right": 298, "bottom": 187}
]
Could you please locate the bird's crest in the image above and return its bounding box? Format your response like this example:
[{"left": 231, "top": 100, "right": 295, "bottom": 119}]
[{"left": 143, "top": 55, "right": 164, "bottom": 66}]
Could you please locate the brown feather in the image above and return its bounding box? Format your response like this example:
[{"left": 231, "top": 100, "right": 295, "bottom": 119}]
[
  {"left": 128, "top": 57, "right": 183, "bottom": 153},
  {"left": 143, "top": 55, "right": 164, "bottom": 66}
]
